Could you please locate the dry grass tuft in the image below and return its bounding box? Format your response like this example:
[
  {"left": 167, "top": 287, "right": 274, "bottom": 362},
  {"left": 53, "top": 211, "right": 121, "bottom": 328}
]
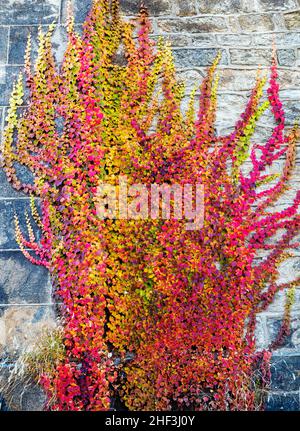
[{"left": 0, "top": 327, "right": 65, "bottom": 410}]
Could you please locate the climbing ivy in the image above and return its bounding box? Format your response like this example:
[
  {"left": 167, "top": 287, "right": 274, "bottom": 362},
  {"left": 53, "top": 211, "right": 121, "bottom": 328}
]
[{"left": 1, "top": 0, "right": 299, "bottom": 411}]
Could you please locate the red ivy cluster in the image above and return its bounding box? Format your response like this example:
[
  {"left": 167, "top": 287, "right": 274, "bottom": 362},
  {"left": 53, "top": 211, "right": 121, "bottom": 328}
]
[{"left": 1, "top": 0, "right": 299, "bottom": 410}]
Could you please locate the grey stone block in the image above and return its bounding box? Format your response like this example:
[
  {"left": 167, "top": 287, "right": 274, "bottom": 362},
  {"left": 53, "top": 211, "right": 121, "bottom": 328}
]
[
  {"left": 0, "top": 163, "right": 34, "bottom": 200},
  {"left": 8, "top": 25, "right": 68, "bottom": 67},
  {"left": 52, "top": 25, "right": 68, "bottom": 65},
  {"left": 270, "top": 355, "right": 300, "bottom": 391},
  {"left": 229, "top": 48, "right": 273, "bottom": 66},
  {"left": 277, "top": 49, "right": 296, "bottom": 66},
  {"left": 259, "top": 0, "right": 298, "bottom": 10},
  {"left": 266, "top": 391, "right": 300, "bottom": 411},
  {"left": 0, "top": 66, "right": 23, "bottom": 106},
  {"left": 0, "top": 0, "right": 60, "bottom": 25},
  {"left": 0, "top": 286, "right": 8, "bottom": 307},
  {"left": 63, "top": 0, "right": 163, "bottom": 23},
  {"left": 173, "top": 48, "right": 228, "bottom": 68},
  {"left": 0, "top": 169, "right": 31, "bottom": 199},
  {"left": 177, "top": 70, "right": 203, "bottom": 91},
  {"left": 267, "top": 314, "right": 300, "bottom": 349},
  {"left": 265, "top": 288, "right": 300, "bottom": 314},
  {"left": 258, "top": 0, "right": 298, "bottom": 11},
  {"left": 216, "top": 33, "right": 252, "bottom": 46},
  {"left": 0, "top": 199, "right": 41, "bottom": 250},
  {"left": 284, "top": 11, "right": 300, "bottom": 30},
  {"left": 0, "top": 27, "right": 8, "bottom": 65},
  {"left": 0, "top": 0, "right": 299, "bottom": 412},
  {"left": 190, "top": 34, "right": 216, "bottom": 47},
  {"left": 218, "top": 69, "right": 258, "bottom": 92},
  {"left": 253, "top": 32, "right": 300, "bottom": 47},
  {"left": 151, "top": 34, "right": 191, "bottom": 48},
  {"left": 1, "top": 158, "right": 35, "bottom": 190},
  {"left": 272, "top": 12, "right": 287, "bottom": 31},
  {"left": 227, "top": 16, "right": 242, "bottom": 33},
  {"left": 157, "top": 17, "right": 228, "bottom": 33},
  {"left": 284, "top": 100, "right": 300, "bottom": 126},
  {"left": 61, "top": 0, "right": 91, "bottom": 23},
  {"left": 280, "top": 88, "right": 300, "bottom": 102},
  {"left": 255, "top": 315, "right": 269, "bottom": 350},
  {"left": 176, "top": 0, "right": 197, "bottom": 16},
  {"left": 238, "top": 14, "right": 274, "bottom": 32},
  {"left": 216, "top": 93, "right": 248, "bottom": 129},
  {"left": 196, "top": 0, "right": 242, "bottom": 14},
  {"left": 120, "top": 0, "right": 172, "bottom": 16},
  {"left": 0, "top": 251, "right": 51, "bottom": 305},
  {"left": 8, "top": 26, "right": 39, "bottom": 65}
]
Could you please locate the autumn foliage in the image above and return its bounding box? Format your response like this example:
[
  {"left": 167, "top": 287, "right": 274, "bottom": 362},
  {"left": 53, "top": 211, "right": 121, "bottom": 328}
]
[{"left": 1, "top": 0, "right": 299, "bottom": 411}]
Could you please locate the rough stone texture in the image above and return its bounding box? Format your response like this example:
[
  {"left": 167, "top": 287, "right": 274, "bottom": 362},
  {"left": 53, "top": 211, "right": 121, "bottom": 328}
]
[
  {"left": 238, "top": 14, "right": 275, "bottom": 32},
  {"left": 0, "top": 27, "right": 8, "bottom": 65},
  {"left": 8, "top": 26, "right": 39, "bottom": 65},
  {"left": 267, "top": 314, "right": 300, "bottom": 348},
  {"left": 8, "top": 25, "right": 68, "bottom": 65},
  {"left": 196, "top": 0, "right": 243, "bottom": 14},
  {"left": 156, "top": 17, "right": 228, "bottom": 33},
  {"left": 188, "top": 33, "right": 216, "bottom": 46},
  {"left": 216, "top": 33, "right": 252, "bottom": 46},
  {"left": 0, "top": 0, "right": 299, "bottom": 412},
  {"left": 252, "top": 32, "right": 300, "bottom": 46},
  {"left": 283, "top": 99, "right": 300, "bottom": 125},
  {"left": 61, "top": 0, "right": 92, "bottom": 23},
  {"left": 0, "top": 0, "right": 60, "bottom": 25},
  {"left": 277, "top": 48, "right": 297, "bottom": 66},
  {"left": 230, "top": 48, "right": 273, "bottom": 65},
  {"left": 119, "top": 0, "right": 172, "bottom": 16},
  {"left": 216, "top": 93, "right": 248, "bottom": 129},
  {"left": 0, "top": 365, "right": 46, "bottom": 411},
  {"left": 173, "top": 48, "right": 228, "bottom": 68},
  {"left": 284, "top": 11, "right": 300, "bottom": 29},
  {"left": 0, "top": 66, "right": 23, "bottom": 105},
  {"left": 0, "top": 251, "right": 51, "bottom": 305},
  {"left": 0, "top": 170, "right": 30, "bottom": 198},
  {"left": 270, "top": 355, "right": 300, "bottom": 391},
  {"left": 176, "top": 0, "right": 197, "bottom": 16},
  {"left": 272, "top": 12, "right": 287, "bottom": 30},
  {"left": 266, "top": 391, "right": 300, "bottom": 410},
  {"left": 0, "top": 199, "right": 41, "bottom": 249},
  {"left": 0, "top": 305, "right": 56, "bottom": 358},
  {"left": 218, "top": 69, "right": 257, "bottom": 91},
  {"left": 258, "top": 0, "right": 298, "bottom": 11}
]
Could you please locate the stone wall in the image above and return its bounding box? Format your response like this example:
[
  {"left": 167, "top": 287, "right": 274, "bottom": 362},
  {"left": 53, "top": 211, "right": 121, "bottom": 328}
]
[{"left": 0, "top": 0, "right": 299, "bottom": 411}]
